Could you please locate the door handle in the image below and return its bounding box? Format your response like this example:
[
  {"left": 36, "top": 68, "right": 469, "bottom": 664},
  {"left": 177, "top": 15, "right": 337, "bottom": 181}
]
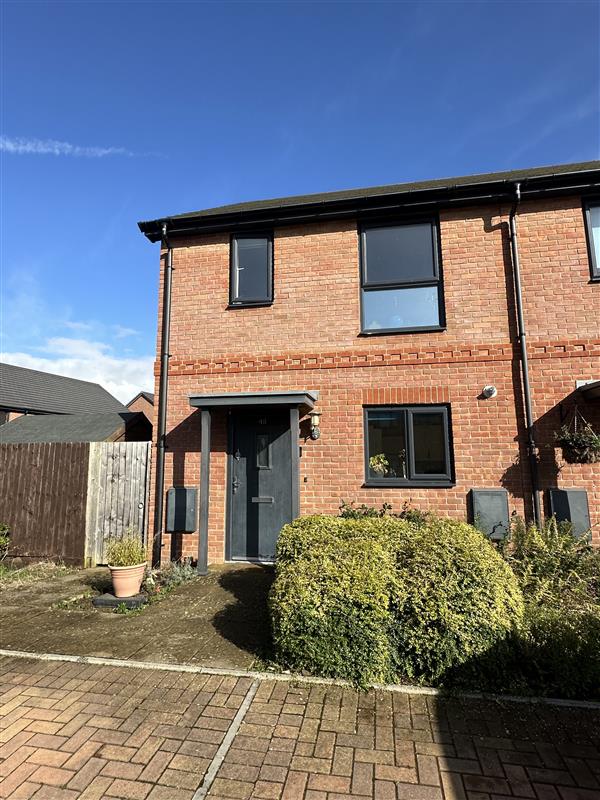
[{"left": 232, "top": 477, "right": 240, "bottom": 494}]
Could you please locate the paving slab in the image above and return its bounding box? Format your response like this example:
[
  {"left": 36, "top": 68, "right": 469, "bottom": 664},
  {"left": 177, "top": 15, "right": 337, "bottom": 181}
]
[
  {"left": 0, "top": 564, "right": 273, "bottom": 670},
  {"left": 1, "top": 656, "right": 599, "bottom": 800}
]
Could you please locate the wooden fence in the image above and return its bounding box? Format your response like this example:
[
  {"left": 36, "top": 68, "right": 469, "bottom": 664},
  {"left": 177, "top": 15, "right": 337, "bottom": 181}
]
[
  {"left": 0, "top": 441, "right": 151, "bottom": 566},
  {"left": 85, "top": 442, "right": 151, "bottom": 565}
]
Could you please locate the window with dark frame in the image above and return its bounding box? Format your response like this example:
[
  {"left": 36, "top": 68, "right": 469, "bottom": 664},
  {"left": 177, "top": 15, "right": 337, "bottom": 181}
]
[
  {"left": 364, "top": 405, "right": 453, "bottom": 486},
  {"left": 360, "top": 220, "right": 444, "bottom": 333},
  {"left": 584, "top": 201, "right": 600, "bottom": 279},
  {"left": 230, "top": 233, "right": 273, "bottom": 305}
]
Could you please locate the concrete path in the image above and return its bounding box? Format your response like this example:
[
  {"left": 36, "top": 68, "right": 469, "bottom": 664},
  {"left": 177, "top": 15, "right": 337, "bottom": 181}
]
[
  {"left": 0, "top": 565, "right": 273, "bottom": 670},
  {"left": 1, "top": 654, "right": 599, "bottom": 800}
]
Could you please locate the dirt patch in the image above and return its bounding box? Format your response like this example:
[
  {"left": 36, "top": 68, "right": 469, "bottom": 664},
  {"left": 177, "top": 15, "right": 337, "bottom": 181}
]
[
  {"left": 1, "top": 563, "right": 273, "bottom": 670},
  {"left": 0, "top": 561, "right": 76, "bottom": 591}
]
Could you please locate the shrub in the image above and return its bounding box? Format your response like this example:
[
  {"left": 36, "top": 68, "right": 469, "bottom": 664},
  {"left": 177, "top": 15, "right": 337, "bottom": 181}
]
[
  {"left": 390, "top": 516, "right": 524, "bottom": 684},
  {"left": 449, "top": 517, "right": 600, "bottom": 699},
  {"left": 520, "top": 603, "right": 600, "bottom": 699},
  {"left": 105, "top": 531, "right": 146, "bottom": 567},
  {"left": 506, "top": 516, "right": 597, "bottom": 605},
  {"left": 339, "top": 499, "right": 430, "bottom": 525},
  {"left": 502, "top": 516, "right": 600, "bottom": 698},
  {"left": 143, "top": 559, "right": 197, "bottom": 598},
  {"left": 270, "top": 515, "right": 399, "bottom": 687},
  {"left": 270, "top": 514, "right": 523, "bottom": 688},
  {"left": 338, "top": 500, "right": 393, "bottom": 519},
  {"left": 0, "top": 524, "right": 9, "bottom": 561}
]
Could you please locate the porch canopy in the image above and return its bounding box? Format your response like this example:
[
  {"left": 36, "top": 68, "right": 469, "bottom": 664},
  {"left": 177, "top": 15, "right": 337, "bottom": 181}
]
[
  {"left": 188, "top": 390, "right": 318, "bottom": 574},
  {"left": 189, "top": 390, "right": 318, "bottom": 411},
  {"left": 576, "top": 380, "right": 600, "bottom": 401}
]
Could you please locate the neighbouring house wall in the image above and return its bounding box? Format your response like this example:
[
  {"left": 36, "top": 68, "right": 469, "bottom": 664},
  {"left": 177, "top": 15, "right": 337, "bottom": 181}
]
[
  {"left": 148, "top": 195, "right": 600, "bottom": 563},
  {"left": 127, "top": 395, "right": 155, "bottom": 422},
  {"left": 0, "top": 410, "right": 26, "bottom": 424}
]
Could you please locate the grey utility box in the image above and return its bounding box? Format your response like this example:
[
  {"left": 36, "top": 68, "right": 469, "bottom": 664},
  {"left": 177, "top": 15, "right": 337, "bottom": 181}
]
[
  {"left": 469, "top": 489, "right": 510, "bottom": 541},
  {"left": 547, "top": 489, "right": 590, "bottom": 538},
  {"left": 166, "top": 487, "right": 197, "bottom": 532}
]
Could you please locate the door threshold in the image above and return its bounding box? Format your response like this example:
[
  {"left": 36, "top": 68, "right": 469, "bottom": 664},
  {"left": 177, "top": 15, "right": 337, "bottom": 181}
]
[{"left": 226, "top": 558, "right": 275, "bottom": 566}]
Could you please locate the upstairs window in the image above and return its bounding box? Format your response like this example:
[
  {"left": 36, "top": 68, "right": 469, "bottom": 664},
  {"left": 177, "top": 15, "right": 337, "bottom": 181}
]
[
  {"left": 360, "top": 220, "right": 444, "bottom": 333},
  {"left": 364, "top": 405, "right": 453, "bottom": 486},
  {"left": 584, "top": 201, "right": 600, "bottom": 280},
  {"left": 230, "top": 233, "right": 273, "bottom": 306}
]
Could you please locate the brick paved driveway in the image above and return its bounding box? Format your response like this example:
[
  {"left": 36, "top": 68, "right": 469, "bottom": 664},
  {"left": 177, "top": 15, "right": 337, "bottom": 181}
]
[{"left": 1, "top": 656, "right": 599, "bottom": 800}]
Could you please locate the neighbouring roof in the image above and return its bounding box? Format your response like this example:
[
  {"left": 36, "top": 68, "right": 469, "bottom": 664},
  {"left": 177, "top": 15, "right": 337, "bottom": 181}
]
[
  {"left": 127, "top": 390, "right": 155, "bottom": 407},
  {"left": 0, "top": 412, "right": 143, "bottom": 443},
  {"left": 139, "top": 160, "right": 600, "bottom": 242},
  {"left": 0, "top": 363, "right": 127, "bottom": 415},
  {"left": 577, "top": 380, "right": 600, "bottom": 400}
]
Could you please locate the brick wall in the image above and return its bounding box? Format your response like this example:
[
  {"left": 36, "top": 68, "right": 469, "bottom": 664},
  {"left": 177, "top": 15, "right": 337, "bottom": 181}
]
[
  {"left": 148, "top": 195, "right": 600, "bottom": 563},
  {"left": 127, "top": 394, "right": 154, "bottom": 422}
]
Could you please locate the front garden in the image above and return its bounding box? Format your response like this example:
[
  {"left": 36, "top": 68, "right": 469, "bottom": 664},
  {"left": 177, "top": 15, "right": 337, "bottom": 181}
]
[{"left": 269, "top": 505, "right": 600, "bottom": 699}]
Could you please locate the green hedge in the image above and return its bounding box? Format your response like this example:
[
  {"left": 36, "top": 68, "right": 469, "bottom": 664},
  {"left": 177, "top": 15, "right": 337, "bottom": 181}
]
[
  {"left": 390, "top": 516, "right": 524, "bottom": 684},
  {"left": 270, "top": 515, "right": 523, "bottom": 688},
  {"left": 270, "top": 516, "right": 398, "bottom": 687},
  {"left": 521, "top": 603, "right": 600, "bottom": 698},
  {"left": 446, "top": 518, "right": 600, "bottom": 699}
]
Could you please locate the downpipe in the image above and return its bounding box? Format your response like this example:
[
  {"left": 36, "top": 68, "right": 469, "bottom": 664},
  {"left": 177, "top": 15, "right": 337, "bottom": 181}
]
[
  {"left": 509, "top": 183, "right": 542, "bottom": 527},
  {"left": 152, "top": 223, "right": 174, "bottom": 567}
]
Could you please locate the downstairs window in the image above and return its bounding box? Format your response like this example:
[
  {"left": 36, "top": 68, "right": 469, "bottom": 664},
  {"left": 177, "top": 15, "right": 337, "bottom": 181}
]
[{"left": 364, "top": 405, "right": 453, "bottom": 486}]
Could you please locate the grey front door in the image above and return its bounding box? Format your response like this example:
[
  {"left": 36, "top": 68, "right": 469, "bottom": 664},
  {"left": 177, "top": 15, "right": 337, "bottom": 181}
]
[{"left": 229, "top": 410, "right": 293, "bottom": 561}]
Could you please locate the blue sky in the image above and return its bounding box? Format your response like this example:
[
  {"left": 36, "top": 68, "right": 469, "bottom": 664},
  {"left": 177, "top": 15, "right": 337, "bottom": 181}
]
[{"left": 1, "top": 0, "right": 598, "bottom": 401}]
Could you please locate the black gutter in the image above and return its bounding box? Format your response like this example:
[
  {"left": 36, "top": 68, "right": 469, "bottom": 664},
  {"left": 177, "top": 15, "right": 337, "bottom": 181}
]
[
  {"left": 509, "top": 182, "right": 542, "bottom": 528},
  {"left": 139, "top": 167, "right": 600, "bottom": 242},
  {"left": 152, "top": 222, "right": 174, "bottom": 567}
]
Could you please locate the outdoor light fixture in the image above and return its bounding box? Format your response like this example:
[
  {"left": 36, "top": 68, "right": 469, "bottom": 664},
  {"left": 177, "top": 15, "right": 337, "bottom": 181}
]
[
  {"left": 482, "top": 385, "right": 498, "bottom": 399},
  {"left": 308, "top": 410, "right": 321, "bottom": 440}
]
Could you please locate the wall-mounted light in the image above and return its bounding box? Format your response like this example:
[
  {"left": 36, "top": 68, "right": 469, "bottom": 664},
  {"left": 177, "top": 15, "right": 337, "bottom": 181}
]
[
  {"left": 482, "top": 385, "right": 498, "bottom": 399},
  {"left": 308, "top": 410, "right": 321, "bottom": 440}
]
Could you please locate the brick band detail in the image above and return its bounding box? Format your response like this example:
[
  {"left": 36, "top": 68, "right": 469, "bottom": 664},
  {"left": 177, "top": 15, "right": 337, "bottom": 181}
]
[{"left": 156, "top": 339, "right": 600, "bottom": 378}]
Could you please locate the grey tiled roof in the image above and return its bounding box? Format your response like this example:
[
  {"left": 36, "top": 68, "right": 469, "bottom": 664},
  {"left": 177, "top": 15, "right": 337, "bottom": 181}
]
[
  {"left": 0, "top": 363, "right": 127, "bottom": 415},
  {"left": 127, "top": 390, "right": 154, "bottom": 407},
  {"left": 139, "top": 160, "right": 600, "bottom": 241},
  {"left": 0, "top": 412, "right": 138, "bottom": 443}
]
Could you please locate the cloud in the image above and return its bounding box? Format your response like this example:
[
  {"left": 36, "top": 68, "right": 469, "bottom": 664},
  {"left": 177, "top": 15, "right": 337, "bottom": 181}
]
[
  {"left": 62, "top": 320, "right": 94, "bottom": 332},
  {"left": 0, "top": 135, "right": 138, "bottom": 158},
  {"left": 39, "top": 337, "right": 112, "bottom": 359},
  {"left": 113, "top": 325, "right": 139, "bottom": 339},
  {"left": 3, "top": 340, "right": 154, "bottom": 404},
  {"left": 1, "top": 270, "right": 154, "bottom": 403}
]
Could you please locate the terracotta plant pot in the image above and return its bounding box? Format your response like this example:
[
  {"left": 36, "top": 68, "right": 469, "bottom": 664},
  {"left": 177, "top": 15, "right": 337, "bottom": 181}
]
[{"left": 109, "top": 563, "right": 146, "bottom": 598}]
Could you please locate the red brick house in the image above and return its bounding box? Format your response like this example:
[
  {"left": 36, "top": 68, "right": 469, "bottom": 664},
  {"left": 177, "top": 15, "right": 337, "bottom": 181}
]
[{"left": 139, "top": 162, "right": 600, "bottom": 568}]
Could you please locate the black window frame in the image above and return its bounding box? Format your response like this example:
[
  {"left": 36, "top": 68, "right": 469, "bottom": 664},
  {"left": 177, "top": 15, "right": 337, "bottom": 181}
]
[
  {"left": 583, "top": 199, "right": 600, "bottom": 281},
  {"left": 359, "top": 217, "right": 446, "bottom": 335},
  {"left": 229, "top": 231, "right": 274, "bottom": 307},
  {"left": 363, "top": 404, "right": 454, "bottom": 487}
]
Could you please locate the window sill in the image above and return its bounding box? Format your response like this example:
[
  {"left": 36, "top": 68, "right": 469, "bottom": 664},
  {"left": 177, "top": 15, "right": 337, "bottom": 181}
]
[
  {"left": 359, "top": 325, "right": 446, "bottom": 337},
  {"left": 589, "top": 276, "right": 600, "bottom": 283},
  {"left": 363, "top": 480, "right": 455, "bottom": 489},
  {"left": 227, "top": 301, "right": 274, "bottom": 309}
]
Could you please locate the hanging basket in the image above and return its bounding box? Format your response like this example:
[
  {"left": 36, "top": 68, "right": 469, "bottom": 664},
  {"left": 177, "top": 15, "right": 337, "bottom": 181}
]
[{"left": 555, "top": 408, "right": 600, "bottom": 464}]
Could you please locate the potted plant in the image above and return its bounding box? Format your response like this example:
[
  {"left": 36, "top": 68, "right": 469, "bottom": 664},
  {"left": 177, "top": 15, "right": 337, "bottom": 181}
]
[
  {"left": 106, "top": 530, "right": 147, "bottom": 598},
  {"left": 555, "top": 416, "right": 600, "bottom": 464},
  {"left": 369, "top": 453, "right": 389, "bottom": 476}
]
